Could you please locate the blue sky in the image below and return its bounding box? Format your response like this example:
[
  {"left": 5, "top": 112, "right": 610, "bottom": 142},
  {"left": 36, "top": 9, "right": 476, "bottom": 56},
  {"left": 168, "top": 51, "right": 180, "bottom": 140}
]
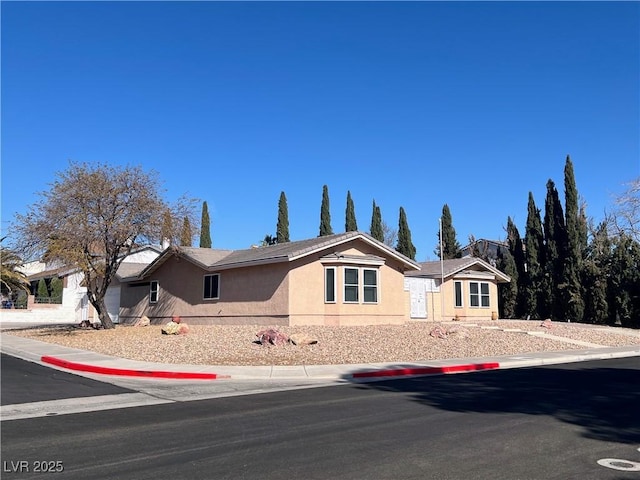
[{"left": 2, "top": 1, "right": 638, "bottom": 261}]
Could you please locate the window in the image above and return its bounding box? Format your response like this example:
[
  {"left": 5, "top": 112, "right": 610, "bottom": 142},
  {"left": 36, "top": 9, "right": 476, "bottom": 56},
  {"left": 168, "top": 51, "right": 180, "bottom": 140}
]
[
  {"left": 344, "top": 268, "right": 359, "bottom": 303},
  {"left": 454, "top": 281, "right": 463, "bottom": 307},
  {"left": 325, "top": 267, "right": 336, "bottom": 303},
  {"left": 469, "top": 281, "right": 490, "bottom": 308},
  {"left": 481, "top": 282, "right": 490, "bottom": 307},
  {"left": 363, "top": 269, "right": 378, "bottom": 303},
  {"left": 149, "top": 281, "right": 159, "bottom": 304},
  {"left": 203, "top": 274, "right": 220, "bottom": 300}
]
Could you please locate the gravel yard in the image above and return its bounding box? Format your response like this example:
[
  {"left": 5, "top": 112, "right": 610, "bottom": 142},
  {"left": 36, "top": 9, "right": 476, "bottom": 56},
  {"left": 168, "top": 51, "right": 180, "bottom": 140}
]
[{"left": 4, "top": 320, "right": 639, "bottom": 366}]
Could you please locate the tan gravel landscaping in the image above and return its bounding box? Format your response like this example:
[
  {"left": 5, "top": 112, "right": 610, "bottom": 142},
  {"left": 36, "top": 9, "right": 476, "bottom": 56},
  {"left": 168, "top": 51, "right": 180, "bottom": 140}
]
[{"left": 4, "top": 320, "right": 639, "bottom": 366}]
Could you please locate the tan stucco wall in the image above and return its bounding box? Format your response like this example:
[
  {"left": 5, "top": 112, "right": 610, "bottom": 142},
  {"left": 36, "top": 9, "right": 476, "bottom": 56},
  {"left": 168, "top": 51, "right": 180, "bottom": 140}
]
[
  {"left": 120, "top": 238, "right": 416, "bottom": 326},
  {"left": 405, "top": 276, "right": 500, "bottom": 322},
  {"left": 288, "top": 240, "right": 409, "bottom": 326},
  {"left": 120, "top": 256, "right": 290, "bottom": 324}
]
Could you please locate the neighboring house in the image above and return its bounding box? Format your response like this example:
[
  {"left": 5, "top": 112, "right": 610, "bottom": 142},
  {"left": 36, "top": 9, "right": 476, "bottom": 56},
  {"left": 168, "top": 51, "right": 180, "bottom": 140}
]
[
  {"left": 103, "top": 246, "right": 163, "bottom": 323},
  {"left": 119, "top": 232, "right": 421, "bottom": 326},
  {"left": 18, "top": 245, "right": 162, "bottom": 324},
  {"left": 460, "top": 238, "right": 509, "bottom": 266},
  {"left": 405, "top": 257, "right": 511, "bottom": 322}
]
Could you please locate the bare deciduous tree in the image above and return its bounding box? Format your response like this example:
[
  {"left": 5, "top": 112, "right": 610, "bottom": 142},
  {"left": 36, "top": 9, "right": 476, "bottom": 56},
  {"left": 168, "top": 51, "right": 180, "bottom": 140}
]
[
  {"left": 610, "top": 177, "right": 640, "bottom": 242},
  {"left": 382, "top": 220, "right": 397, "bottom": 248},
  {"left": 13, "top": 161, "right": 197, "bottom": 329}
]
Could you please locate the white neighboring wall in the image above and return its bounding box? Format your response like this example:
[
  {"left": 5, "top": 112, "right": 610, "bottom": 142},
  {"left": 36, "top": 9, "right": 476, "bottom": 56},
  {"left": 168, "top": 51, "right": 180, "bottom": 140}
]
[{"left": 1, "top": 246, "right": 161, "bottom": 325}]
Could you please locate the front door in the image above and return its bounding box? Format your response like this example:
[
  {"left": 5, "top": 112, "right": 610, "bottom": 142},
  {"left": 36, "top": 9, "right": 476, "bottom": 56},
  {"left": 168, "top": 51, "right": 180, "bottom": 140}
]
[{"left": 410, "top": 278, "right": 427, "bottom": 319}]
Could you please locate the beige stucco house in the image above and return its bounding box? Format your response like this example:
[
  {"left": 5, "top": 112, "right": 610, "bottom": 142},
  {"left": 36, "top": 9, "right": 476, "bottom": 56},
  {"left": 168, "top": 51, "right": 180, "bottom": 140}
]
[
  {"left": 405, "top": 257, "right": 511, "bottom": 322},
  {"left": 119, "top": 232, "right": 422, "bottom": 326}
]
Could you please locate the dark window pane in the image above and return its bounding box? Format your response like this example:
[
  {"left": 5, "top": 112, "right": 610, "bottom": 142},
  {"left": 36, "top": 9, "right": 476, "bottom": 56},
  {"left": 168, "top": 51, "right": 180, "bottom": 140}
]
[
  {"left": 345, "top": 286, "right": 358, "bottom": 302},
  {"left": 364, "top": 286, "right": 377, "bottom": 303},
  {"left": 364, "top": 269, "right": 377, "bottom": 286},
  {"left": 345, "top": 268, "right": 358, "bottom": 285},
  {"left": 325, "top": 268, "right": 335, "bottom": 302}
]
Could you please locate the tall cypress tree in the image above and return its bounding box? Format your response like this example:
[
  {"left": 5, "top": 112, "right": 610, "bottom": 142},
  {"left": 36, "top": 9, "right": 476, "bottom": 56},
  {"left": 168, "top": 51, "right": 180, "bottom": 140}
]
[
  {"left": 319, "top": 185, "right": 333, "bottom": 236},
  {"left": 345, "top": 191, "right": 358, "bottom": 232},
  {"left": 543, "top": 179, "right": 567, "bottom": 320},
  {"left": 562, "top": 155, "right": 585, "bottom": 322},
  {"left": 276, "top": 191, "right": 290, "bottom": 243},
  {"left": 37, "top": 278, "right": 49, "bottom": 299},
  {"left": 524, "top": 192, "right": 546, "bottom": 319},
  {"left": 582, "top": 221, "right": 611, "bottom": 325},
  {"left": 438, "top": 204, "right": 462, "bottom": 259},
  {"left": 496, "top": 248, "right": 517, "bottom": 319},
  {"left": 506, "top": 216, "right": 527, "bottom": 318},
  {"left": 180, "top": 217, "right": 192, "bottom": 246},
  {"left": 609, "top": 234, "right": 640, "bottom": 328},
  {"left": 396, "top": 207, "right": 416, "bottom": 260},
  {"left": 49, "top": 276, "right": 63, "bottom": 303},
  {"left": 370, "top": 200, "right": 384, "bottom": 242},
  {"left": 200, "top": 201, "right": 212, "bottom": 248}
]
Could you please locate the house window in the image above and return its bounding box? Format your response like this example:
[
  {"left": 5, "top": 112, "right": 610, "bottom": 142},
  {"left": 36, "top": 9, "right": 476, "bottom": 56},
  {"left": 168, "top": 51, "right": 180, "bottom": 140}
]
[
  {"left": 363, "top": 269, "right": 378, "bottom": 303},
  {"left": 469, "top": 282, "right": 490, "bottom": 308},
  {"left": 454, "top": 281, "right": 463, "bottom": 308},
  {"left": 325, "top": 267, "right": 336, "bottom": 303},
  {"left": 149, "top": 281, "right": 159, "bottom": 304},
  {"left": 344, "top": 268, "right": 359, "bottom": 303},
  {"left": 204, "top": 274, "right": 220, "bottom": 300}
]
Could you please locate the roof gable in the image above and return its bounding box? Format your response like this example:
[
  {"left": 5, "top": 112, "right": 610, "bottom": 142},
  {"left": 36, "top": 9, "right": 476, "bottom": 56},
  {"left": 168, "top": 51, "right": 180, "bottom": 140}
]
[
  {"left": 132, "top": 231, "right": 420, "bottom": 280},
  {"left": 407, "top": 257, "right": 511, "bottom": 283}
]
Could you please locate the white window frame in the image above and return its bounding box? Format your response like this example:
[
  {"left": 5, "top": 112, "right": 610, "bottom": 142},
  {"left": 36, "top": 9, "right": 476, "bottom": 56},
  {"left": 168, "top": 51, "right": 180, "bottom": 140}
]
[
  {"left": 149, "top": 280, "right": 159, "bottom": 304},
  {"left": 469, "top": 281, "right": 490, "bottom": 308},
  {"left": 324, "top": 267, "right": 337, "bottom": 303},
  {"left": 341, "top": 266, "right": 380, "bottom": 305},
  {"left": 344, "top": 267, "right": 359, "bottom": 303},
  {"left": 454, "top": 281, "right": 463, "bottom": 308},
  {"left": 363, "top": 268, "right": 379, "bottom": 304},
  {"left": 203, "top": 273, "right": 220, "bottom": 300}
]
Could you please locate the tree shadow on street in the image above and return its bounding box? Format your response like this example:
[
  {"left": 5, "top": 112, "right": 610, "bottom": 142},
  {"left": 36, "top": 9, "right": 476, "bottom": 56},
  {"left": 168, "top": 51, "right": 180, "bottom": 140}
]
[{"left": 346, "top": 360, "right": 640, "bottom": 445}]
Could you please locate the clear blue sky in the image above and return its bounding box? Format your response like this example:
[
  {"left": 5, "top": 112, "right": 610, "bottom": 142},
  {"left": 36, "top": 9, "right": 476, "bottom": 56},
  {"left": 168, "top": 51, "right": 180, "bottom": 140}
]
[{"left": 2, "top": 1, "right": 638, "bottom": 261}]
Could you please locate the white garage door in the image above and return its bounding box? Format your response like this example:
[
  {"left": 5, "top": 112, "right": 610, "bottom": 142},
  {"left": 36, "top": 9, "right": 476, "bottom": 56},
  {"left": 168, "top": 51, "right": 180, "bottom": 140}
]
[{"left": 105, "top": 286, "right": 121, "bottom": 324}]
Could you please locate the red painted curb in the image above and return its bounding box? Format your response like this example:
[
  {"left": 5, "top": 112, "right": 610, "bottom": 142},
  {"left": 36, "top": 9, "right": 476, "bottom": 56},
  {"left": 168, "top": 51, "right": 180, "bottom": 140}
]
[
  {"left": 351, "top": 362, "right": 500, "bottom": 378},
  {"left": 41, "top": 356, "right": 227, "bottom": 380}
]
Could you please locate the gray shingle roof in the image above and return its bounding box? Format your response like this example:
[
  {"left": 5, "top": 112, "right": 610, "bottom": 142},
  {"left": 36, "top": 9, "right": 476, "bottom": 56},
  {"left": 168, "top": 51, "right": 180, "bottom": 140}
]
[
  {"left": 134, "top": 231, "right": 420, "bottom": 279},
  {"left": 116, "top": 262, "right": 151, "bottom": 281},
  {"left": 406, "top": 257, "right": 510, "bottom": 282}
]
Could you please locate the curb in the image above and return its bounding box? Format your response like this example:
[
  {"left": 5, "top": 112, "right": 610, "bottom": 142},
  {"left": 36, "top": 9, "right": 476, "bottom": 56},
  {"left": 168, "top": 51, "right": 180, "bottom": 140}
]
[
  {"left": 40, "top": 354, "right": 501, "bottom": 381},
  {"left": 352, "top": 362, "right": 501, "bottom": 378},
  {"left": 41, "top": 356, "right": 229, "bottom": 380}
]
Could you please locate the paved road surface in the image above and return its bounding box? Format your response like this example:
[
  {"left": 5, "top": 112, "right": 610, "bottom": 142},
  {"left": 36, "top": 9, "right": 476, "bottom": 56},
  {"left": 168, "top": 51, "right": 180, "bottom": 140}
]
[{"left": 1, "top": 357, "right": 639, "bottom": 479}]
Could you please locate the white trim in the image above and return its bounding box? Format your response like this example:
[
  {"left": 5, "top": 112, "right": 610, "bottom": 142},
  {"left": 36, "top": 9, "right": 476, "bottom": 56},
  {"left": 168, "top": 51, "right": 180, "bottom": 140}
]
[
  {"left": 149, "top": 280, "right": 159, "bottom": 304},
  {"left": 203, "top": 273, "right": 220, "bottom": 300},
  {"left": 343, "top": 267, "right": 359, "bottom": 303},
  {"left": 469, "top": 281, "right": 490, "bottom": 309},
  {"left": 454, "top": 280, "right": 463, "bottom": 308},
  {"left": 324, "top": 266, "right": 337, "bottom": 303},
  {"left": 363, "top": 268, "right": 379, "bottom": 304}
]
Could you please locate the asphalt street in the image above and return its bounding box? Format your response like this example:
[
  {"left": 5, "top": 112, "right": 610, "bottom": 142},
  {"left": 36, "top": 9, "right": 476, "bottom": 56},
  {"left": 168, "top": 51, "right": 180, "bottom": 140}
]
[
  {"left": 1, "top": 357, "right": 639, "bottom": 480},
  {"left": 1, "top": 354, "right": 134, "bottom": 405}
]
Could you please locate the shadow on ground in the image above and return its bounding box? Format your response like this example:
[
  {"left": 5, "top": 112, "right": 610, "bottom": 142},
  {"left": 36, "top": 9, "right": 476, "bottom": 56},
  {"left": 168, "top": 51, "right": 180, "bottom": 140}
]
[{"left": 344, "top": 359, "right": 640, "bottom": 445}]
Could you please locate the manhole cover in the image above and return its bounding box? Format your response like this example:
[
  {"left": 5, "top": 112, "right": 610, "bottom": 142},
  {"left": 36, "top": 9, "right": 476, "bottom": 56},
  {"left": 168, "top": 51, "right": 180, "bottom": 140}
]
[{"left": 597, "top": 458, "right": 640, "bottom": 472}]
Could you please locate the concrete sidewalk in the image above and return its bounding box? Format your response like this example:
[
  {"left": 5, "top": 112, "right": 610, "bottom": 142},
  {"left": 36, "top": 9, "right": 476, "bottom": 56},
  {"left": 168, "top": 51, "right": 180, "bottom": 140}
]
[{"left": 2, "top": 331, "right": 639, "bottom": 382}]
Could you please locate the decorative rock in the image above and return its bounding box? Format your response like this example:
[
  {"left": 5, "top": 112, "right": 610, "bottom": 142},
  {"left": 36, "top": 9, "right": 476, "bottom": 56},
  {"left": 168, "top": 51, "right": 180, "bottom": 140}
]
[
  {"left": 162, "top": 321, "right": 182, "bottom": 335},
  {"left": 447, "top": 326, "right": 470, "bottom": 339},
  {"left": 429, "top": 325, "right": 448, "bottom": 339},
  {"left": 133, "top": 315, "right": 150, "bottom": 327},
  {"left": 540, "top": 319, "right": 553, "bottom": 329},
  {"left": 256, "top": 328, "right": 289, "bottom": 346},
  {"left": 289, "top": 333, "right": 318, "bottom": 346}
]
